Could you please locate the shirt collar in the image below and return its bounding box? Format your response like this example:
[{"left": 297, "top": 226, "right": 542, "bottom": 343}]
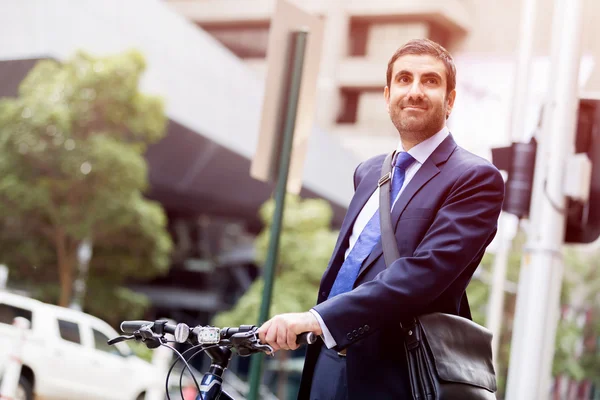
[{"left": 396, "top": 126, "right": 450, "bottom": 165}]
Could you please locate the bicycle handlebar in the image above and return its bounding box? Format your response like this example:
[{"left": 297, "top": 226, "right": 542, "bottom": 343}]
[
  {"left": 119, "top": 319, "right": 317, "bottom": 348},
  {"left": 297, "top": 332, "right": 318, "bottom": 345},
  {"left": 112, "top": 319, "right": 317, "bottom": 399}
]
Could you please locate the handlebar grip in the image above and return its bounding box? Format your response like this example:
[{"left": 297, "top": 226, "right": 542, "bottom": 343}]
[
  {"left": 296, "top": 332, "right": 318, "bottom": 345},
  {"left": 120, "top": 320, "right": 153, "bottom": 334}
]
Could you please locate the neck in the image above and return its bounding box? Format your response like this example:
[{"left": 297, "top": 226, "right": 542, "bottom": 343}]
[
  {"left": 400, "top": 137, "right": 419, "bottom": 151},
  {"left": 399, "top": 125, "right": 443, "bottom": 151}
]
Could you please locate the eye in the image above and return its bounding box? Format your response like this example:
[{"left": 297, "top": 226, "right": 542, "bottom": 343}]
[
  {"left": 398, "top": 76, "right": 410, "bottom": 83},
  {"left": 425, "top": 78, "right": 438, "bottom": 85}
]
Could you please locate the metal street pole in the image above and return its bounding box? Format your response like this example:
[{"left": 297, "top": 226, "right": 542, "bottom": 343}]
[
  {"left": 486, "top": 214, "right": 515, "bottom": 358},
  {"left": 247, "top": 30, "right": 309, "bottom": 400},
  {"left": 486, "top": 0, "right": 538, "bottom": 361},
  {"left": 505, "top": 0, "right": 584, "bottom": 398}
]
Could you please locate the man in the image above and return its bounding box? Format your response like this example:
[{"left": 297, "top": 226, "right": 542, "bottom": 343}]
[{"left": 258, "top": 38, "right": 505, "bottom": 399}]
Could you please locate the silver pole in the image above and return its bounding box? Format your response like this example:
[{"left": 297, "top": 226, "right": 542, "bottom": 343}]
[
  {"left": 505, "top": 0, "right": 584, "bottom": 398},
  {"left": 486, "top": 0, "right": 539, "bottom": 361},
  {"left": 485, "top": 214, "right": 513, "bottom": 359},
  {"left": 508, "top": 0, "right": 539, "bottom": 142}
]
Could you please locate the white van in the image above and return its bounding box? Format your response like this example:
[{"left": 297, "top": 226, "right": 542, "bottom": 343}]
[{"left": 0, "top": 291, "right": 163, "bottom": 400}]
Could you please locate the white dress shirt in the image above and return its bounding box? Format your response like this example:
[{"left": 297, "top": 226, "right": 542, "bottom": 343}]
[{"left": 311, "top": 126, "right": 450, "bottom": 348}]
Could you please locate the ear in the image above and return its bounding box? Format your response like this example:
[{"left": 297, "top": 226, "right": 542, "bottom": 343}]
[
  {"left": 445, "top": 89, "right": 456, "bottom": 118},
  {"left": 384, "top": 86, "right": 391, "bottom": 114}
]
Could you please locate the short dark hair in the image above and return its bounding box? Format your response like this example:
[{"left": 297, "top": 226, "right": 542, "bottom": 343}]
[{"left": 386, "top": 38, "right": 456, "bottom": 95}]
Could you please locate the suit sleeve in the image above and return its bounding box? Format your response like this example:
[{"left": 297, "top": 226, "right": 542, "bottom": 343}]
[{"left": 313, "top": 163, "right": 505, "bottom": 349}]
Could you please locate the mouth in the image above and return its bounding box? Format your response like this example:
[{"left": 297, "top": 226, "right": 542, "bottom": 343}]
[{"left": 402, "top": 106, "right": 427, "bottom": 111}]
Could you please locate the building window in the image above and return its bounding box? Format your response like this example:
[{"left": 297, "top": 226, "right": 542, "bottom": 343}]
[
  {"left": 336, "top": 89, "right": 360, "bottom": 124},
  {"left": 348, "top": 19, "right": 370, "bottom": 57},
  {"left": 428, "top": 24, "right": 452, "bottom": 50}
]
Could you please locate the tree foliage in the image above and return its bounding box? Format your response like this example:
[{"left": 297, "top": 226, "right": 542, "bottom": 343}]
[
  {"left": 467, "top": 231, "right": 526, "bottom": 395},
  {"left": 554, "top": 248, "right": 600, "bottom": 383},
  {"left": 467, "top": 229, "right": 600, "bottom": 396},
  {"left": 0, "top": 50, "right": 172, "bottom": 323},
  {"left": 212, "top": 195, "right": 338, "bottom": 327}
]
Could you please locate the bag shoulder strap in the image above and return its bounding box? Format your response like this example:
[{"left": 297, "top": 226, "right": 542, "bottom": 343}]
[
  {"left": 380, "top": 152, "right": 474, "bottom": 320},
  {"left": 379, "top": 152, "right": 400, "bottom": 267}
]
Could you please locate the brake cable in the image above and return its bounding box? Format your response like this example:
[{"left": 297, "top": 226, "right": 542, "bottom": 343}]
[{"left": 161, "top": 342, "right": 207, "bottom": 400}]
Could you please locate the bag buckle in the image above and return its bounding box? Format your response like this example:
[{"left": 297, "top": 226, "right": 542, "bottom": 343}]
[{"left": 378, "top": 173, "right": 391, "bottom": 187}]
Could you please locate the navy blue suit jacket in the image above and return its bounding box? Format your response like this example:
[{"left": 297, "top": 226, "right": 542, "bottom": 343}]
[{"left": 298, "top": 134, "right": 505, "bottom": 399}]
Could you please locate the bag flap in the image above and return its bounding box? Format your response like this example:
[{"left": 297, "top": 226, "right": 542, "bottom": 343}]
[{"left": 419, "top": 313, "right": 497, "bottom": 392}]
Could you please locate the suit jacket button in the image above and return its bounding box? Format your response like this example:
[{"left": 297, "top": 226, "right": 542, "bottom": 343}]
[
  {"left": 364, "top": 325, "right": 370, "bottom": 332},
  {"left": 358, "top": 327, "right": 364, "bottom": 335},
  {"left": 346, "top": 333, "right": 353, "bottom": 340},
  {"left": 321, "top": 291, "right": 327, "bottom": 297},
  {"left": 352, "top": 330, "right": 358, "bottom": 337}
]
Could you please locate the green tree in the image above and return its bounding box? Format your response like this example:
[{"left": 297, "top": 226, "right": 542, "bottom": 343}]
[
  {"left": 213, "top": 194, "right": 337, "bottom": 327},
  {"left": 467, "top": 230, "right": 526, "bottom": 397},
  {"left": 554, "top": 248, "right": 600, "bottom": 385},
  {"left": 0, "top": 50, "right": 172, "bottom": 322},
  {"left": 213, "top": 195, "right": 337, "bottom": 399},
  {"left": 468, "top": 231, "right": 600, "bottom": 397}
]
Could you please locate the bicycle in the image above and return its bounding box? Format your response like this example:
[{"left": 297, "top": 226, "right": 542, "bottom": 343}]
[{"left": 108, "top": 319, "right": 316, "bottom": 400}]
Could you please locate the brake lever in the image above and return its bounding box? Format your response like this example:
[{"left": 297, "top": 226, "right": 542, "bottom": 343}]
[
  {"left": 247, "top": 330, "right": 274, "bottom": 355},
  {"left": 107, "top": 335, "right": 135, "bottom": 345},
  {"left": 230, "top": 331, "right": 274, "bottom": 357},
  {"left": 253, "top": 343, "right": 275, "bottom": 356}
]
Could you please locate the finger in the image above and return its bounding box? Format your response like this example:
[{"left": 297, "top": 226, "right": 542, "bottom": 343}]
[
  {"left": 258, "top": 320, "right": 272, "bottom": 343},
  {"left": 277, "top": 323, "right": 289, "bottom": 350},
  {"left": 265, "top": 323, "right": 280, "bottom": 352},
  {"left": 287, "top": 329, "right": 299, "bottom": 351}
]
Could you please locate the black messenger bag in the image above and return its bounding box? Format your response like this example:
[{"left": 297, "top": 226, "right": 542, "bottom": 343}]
[{"left": 378, "top": 152, "right": 497, "bottom": 400}]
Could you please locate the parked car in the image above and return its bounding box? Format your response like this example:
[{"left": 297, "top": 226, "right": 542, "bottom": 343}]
[{"left": 0, "top": 291, "right": 163, "bottom": 400}]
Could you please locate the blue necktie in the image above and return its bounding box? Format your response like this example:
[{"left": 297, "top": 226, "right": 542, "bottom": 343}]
[{"left": 328, "top": 152, "right": 415, "bottom": 299}]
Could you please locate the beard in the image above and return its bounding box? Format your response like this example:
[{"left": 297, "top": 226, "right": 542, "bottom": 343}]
[{"left": 389, "top": 97, "right": 447, "bottom": 143}]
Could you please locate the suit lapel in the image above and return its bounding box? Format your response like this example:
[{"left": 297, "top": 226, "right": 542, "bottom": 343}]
[{"left": 356, "top": 134, "right": 458, "bottom": 280}]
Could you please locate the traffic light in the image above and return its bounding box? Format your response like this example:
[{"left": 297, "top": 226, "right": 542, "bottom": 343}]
[
  {"left": 491, "top": 139, "right": 537, "bottom": 219},
  {"left": 564, "top": 97, "right": 600, "bottom": 244},
  {"left": 491, "top": 97, "right": 600, "bottom": 244}
]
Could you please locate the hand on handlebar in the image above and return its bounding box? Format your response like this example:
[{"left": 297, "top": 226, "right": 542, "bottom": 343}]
[
  {"left": 110, "top": 319, "right": 318, "bottom": 400},
  {"left": 258, "top": 312, "right": 322, "bottom": 352},
  {"left": 112, "top": 320, "right": 316, "bottom": 357}
]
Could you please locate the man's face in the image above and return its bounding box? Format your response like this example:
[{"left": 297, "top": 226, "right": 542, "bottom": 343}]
[{"left": 384, "top": 54, "right": 456, "bottom": 144}]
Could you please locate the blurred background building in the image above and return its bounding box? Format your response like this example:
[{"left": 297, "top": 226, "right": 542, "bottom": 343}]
[
  {"left": 1, "top": 1, "right": 600, "bottom": 398},
  {"left": 2, "top": 0, "right": 599, "bottom": 325},
  {"left": 166, "top": 0, "right": 600, "bottom": 159},
  {"left": 0, "top": 0, "right": 362, "bottom": 325}
]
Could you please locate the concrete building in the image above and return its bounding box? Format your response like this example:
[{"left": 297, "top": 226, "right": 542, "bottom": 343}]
[{"left": 167, "top": 0, "right": 600, "bottom": 159}]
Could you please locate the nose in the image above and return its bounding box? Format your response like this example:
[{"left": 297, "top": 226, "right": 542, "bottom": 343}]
[{"left": 407, "top": 80, "right": 424, "bottom": 101}]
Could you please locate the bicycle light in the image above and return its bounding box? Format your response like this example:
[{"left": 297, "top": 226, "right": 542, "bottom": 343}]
[
  {"left": 174, "top": 323, "right": 190, "bottom": 343},
  {"left": 197, "top": 327, "right": 221, "bottom": 344}
]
